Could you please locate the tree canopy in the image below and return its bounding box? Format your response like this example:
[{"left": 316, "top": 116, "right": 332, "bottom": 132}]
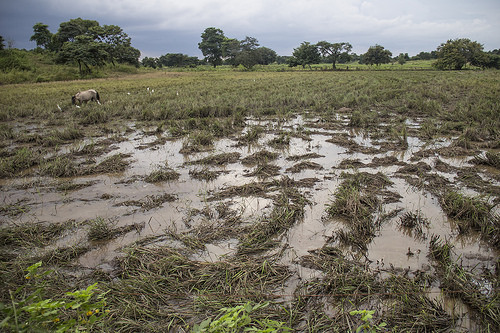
[
  {"left": 30, "top": 23, "right": 53, "bottom": 50},
  {"left": 30, "top": 18, "right": 140, "bottom": 74},
  {"left": 198, "top": 27, "right": 226, "bottom": 68},
  {"left": 198, "top": 28, "right": 277, "bottom": 69},
  {"left": 289, "top": 42, "right": 321, "bottom": 68},
  {"left": 316, "top": 41, "right": 352, "bottom": 69},
  {"left": 363, "top": 45, "right": 392, "bottom": 66},
  {"left": 433, "top": 38, "right": 487, "bottom": 70}
]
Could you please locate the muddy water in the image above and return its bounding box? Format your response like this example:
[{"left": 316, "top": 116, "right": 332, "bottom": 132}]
[{"left": 1, "top": 115, "right": 498, "bottom": 324}]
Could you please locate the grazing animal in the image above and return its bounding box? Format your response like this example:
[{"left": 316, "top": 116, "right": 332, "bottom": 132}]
[{"left": 72, "top": 89, "right": 101, "bottom": 105}]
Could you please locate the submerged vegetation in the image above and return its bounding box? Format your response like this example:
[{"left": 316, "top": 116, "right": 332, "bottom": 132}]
[{"left": 0, "top": 69, "right": 499, "bottom": 331}]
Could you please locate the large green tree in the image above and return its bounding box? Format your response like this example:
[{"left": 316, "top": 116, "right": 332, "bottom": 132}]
[
  {"left": 90, "top": 24, "right": 139, "bottom": 66},
  {"left": 221, "top": 38, "right": 241, "bottom": 66},
  {"left": 234, "top": 36, "right": 261, "bottom": 69},
  {"left": 363, "top": 45, "right": 392, "bottom": 66},
  {"left": 433, "top": 38, "right": 487, "bottom": 70},
  {"left": 290, "top": 42, "right": 321, "bottom": 69},
  {"left": 255, "top": 47, "right": 277, "bottom": 65},
  {"left": 316, "top": 41, "right": 352, "bottom": 69},
  {"left": 30, "top": 23, "right": 53, "bottom": 49},
  {"left": 198, "top": 27, "right": 226, "bottom": 68},
  {"left": 53, "top": 18, "right": 99, "bottom": 50},
  {"left": 57, "top": 35, "right": 108, "bottom": 74},
  {"left": 45, "top": 18, "right": 140, "bottom": 73}
]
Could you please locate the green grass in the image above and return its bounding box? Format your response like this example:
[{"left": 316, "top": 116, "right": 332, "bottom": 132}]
[{"left": 1, "top": 70, "right": 499, "bottom": 136}]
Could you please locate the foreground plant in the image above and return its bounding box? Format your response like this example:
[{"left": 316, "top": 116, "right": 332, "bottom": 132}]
[
  {"left": 192, "top": 302, "right": 291, "bottom": 333},
  {"left": 0, "top": 262, "right": 109, "bottom": 332},
  {"left": 350, "top": 310, "right": 387, "bottom": 333}
]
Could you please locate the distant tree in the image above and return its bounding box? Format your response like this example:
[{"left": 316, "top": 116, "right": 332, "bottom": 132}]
[
  {"left": 484, "top": 53, "right": 500, "bottom": 69},
  {"left": 276, "top": 55, "right": 291, "bottom": 65},
  {"left": 222, "top": 38, "right": 242, "bottom": 66},
  {"left": 0, "top": 35, "right": 4, "bottom": 50},
  {"left": 256, "top": 47, "right": 277, "bottom": 65},
  {"left": 316, "top": 41, "right": 352, "bottom": 69},
  {"left": 142, "top": 56, "right": 158, "bottom": 68},
  {"left": 413, "top": 51, "right": 436, "bottom": 61},
  {"left": 221, "top": 36, "right": 275, "bottom": 69},
  {"left": 290, "top": 42, "right": 320, "bottom": 69},
  {"left": 158, "top": 53, "right": 200, "bottom": 67},
  {"left": 30, "top": 23, "right": 53, "bottom": 49},
  {"left": 198, "top": 27, "right": 226, "bottom": 68},
  {"left": 363, "top": 45, "right": 392, "bottom": 66},
  {"left": 397, "top": 53, "right": 408, "bottom": 65},
  {"left": 234, "top": 36, "right": 260, "bottom": 69},
  {"left": 434, "top": 38, "right": 487, "bottom": 70},
  {"left": 349, "top": 53, "right": 361, "bottom": 63}
]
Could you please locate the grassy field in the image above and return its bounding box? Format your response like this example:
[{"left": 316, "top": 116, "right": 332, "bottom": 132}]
[{"left": 0, "top": 69, "right": 499, "bottom": 332}]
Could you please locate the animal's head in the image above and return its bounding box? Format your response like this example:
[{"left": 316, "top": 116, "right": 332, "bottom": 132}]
[{"left": 71, "top": 95, "right": 76, "bottom": 105}]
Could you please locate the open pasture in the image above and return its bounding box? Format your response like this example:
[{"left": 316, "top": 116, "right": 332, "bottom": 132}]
[{"left": 1, "top": 70, "right": 499, "bottom": 332}]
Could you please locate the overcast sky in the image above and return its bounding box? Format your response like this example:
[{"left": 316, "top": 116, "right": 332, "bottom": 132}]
[{"left": 1, "top": 0, "right": 499, "bottom": 58}]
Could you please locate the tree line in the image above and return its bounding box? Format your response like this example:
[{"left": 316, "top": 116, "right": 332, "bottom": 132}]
[
  {"left": 142, "top": 27, "right": 499, "bottom": 71},
  {"left": 1, "top": 21, "right": 499, "bottom": 74},
  {"left": 142, "top": 28, "right": 278, "bottom": 69}
]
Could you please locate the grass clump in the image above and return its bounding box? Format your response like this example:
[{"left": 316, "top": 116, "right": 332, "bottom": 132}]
[
  {"left": 0, "top": 147, "right": 39, "bottom": 178},
  {"left": 429, "top": 235, "right": 500, "bottom": 330},
  {"left": 86, "top": 153, "right": 131, "bottom": 175},
  {"left": 238, "top": 184, "right": 306, "bottom": 254},
  {"left": 118, "top": 194, "right": 176, "bottom": 211},
  {"left": 180, "top": 130, "right": 214, "bottom": 154},
  {"left": 382, "top": 275, "right": 454, "bottom": 331},
  {"left": 244, "top": 163, "right": 281, "bottom": 179},
  {"left": 88, "top": 217, "right": 145, "bottom": 241},
  {"left": 241, "top": 150, "right": 279, "bottom": 166},
  {"left": 295, "top": 246, "right": 383, "bottom": 331},
  {"left": 327, "top": 172, "right": 391, "bottom": 251},
  {"left": 189, "top": 167, "right": 223, "bottom": 181},
  {"left": 440, "top": 191, "right": 499, "bottom": 247},
  {"left": 39, "top": 156, "right": 79, "bottom": 177},
  {"left": 88, "top": 217, "right": 114, "bottom": 241},
  {"left": 326, "top": 172, "right": 385, "bottom": 221},
  {"left": 144, "top": 165, "right": 180, "bottom": 183},
  {"left": 398, "top": 210, "right": 430, "bottom": 240},
  {"left": 185, "top": 152, "right": 241, "bottom": 166},
  {"left": 236, "top": 125, "right": 264, "bottom": 146},
  {"left": 472, "top": 151, "right": 500, "bottom": 169},
  {"left": 267, "top": 132, "right": 290, "bottom": 148},
  {"left": 0, "top": 221, "right": 73, "bottom": 248}
]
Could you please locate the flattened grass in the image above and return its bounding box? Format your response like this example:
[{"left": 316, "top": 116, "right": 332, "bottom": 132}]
[
  {"left": 429, "top": 235, "right": 500, "bottom": 330},
  {"left": 440, "top": 191, "right": 499, "bottom": 247},
  {"left": 107, "top": 245, "right": 291, "bottom": 331}
]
